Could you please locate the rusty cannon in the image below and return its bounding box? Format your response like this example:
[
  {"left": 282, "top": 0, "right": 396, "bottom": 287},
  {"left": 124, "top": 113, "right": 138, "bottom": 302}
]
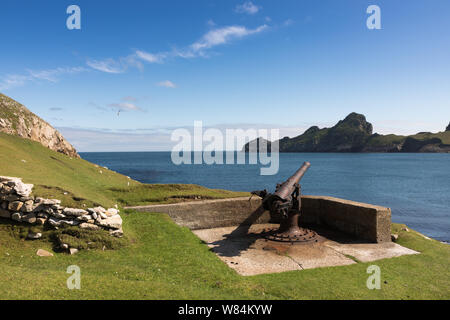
[{"left": 251, "top": 161, "right": 318, "bottom": 243}]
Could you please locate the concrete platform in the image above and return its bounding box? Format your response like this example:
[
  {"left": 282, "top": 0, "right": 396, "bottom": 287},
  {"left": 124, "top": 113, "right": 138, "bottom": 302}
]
[{"left": 193, "top": 224, "right": 419, "bottom": 276}]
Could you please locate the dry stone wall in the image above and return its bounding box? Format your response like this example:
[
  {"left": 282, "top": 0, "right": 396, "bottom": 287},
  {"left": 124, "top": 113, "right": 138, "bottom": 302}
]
[{"left": 0, "top": 176, "right": 123, "bottom": 237}]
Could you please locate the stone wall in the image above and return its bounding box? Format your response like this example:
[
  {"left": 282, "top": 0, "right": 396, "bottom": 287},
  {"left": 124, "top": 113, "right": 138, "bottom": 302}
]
[
  {"left": 0, "top": 176, "right": 123, "bottom": 237},
  {"left": 127, "top": 195, "right": 391, "bottom": 243}
]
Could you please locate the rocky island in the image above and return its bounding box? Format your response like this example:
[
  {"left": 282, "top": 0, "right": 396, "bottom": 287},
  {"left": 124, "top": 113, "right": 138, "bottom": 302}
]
[{"left": 244, "top": 113, "right": 450, "bottom": 153}]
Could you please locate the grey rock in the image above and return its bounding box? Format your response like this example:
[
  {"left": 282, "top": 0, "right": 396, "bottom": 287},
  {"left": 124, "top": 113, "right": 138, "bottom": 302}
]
[
  {"left": 106, "top": 208, "right": 119, "bottom": 217},
  {"left": 20, "top": 199, "right": 34, "bottom": 212},
  {"left": 63, "top": 208, "right": 88, "bottom": 217},
  {"left": 61, "top": 243, "right": 69, "bottom": 250},
  {"left": 60, "top": 219, "right": 80, "bottom": 226},
  {"left": 36, "top": 249, "right": 53, "bottom": 257},
  {"left": 391, "top": 234, "right": 399, "bottom": 241},
  {"left": 27, "top": 232, "right": 42, "bottom": 240},
  {"left": 14, "top": 182, "right": 33, "bottom": 197},
  {"left": 48, "top": 217, "right": 61, "bottom": 227},
  {"left": 8, "top": 201, "right": 23, "bottom": 211},
  {"left": 36, "top": 217, "right": 47, "bottom": 225},
  {"left": 79, "top": 222, "right": 100, "bottom": 230},
  {"left": 109, "top": 228, "right": 124, "bottom": 238},
  {"left": 11, "top": 212, "right": 22, "bottom": 222},
  {"left": 69, "top": 248, "right": 79, "bottom": 255},
  {"left": 22, "top": 213, "right": 36, "bottom": 224},
  {"left": 98, "top": 214, "right": 122, "bottom": 229}
]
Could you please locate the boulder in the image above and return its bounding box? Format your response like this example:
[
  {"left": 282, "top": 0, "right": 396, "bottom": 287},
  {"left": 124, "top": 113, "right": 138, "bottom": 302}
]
[
  {"left": 27, "top": 232, "right": 42, "bottom": 240},
  {"left": 36, "top": 217, "right": 47, "bottom": 225},
  {"left": 110, "top": 228, "right": 124, "bottom": 238},
  {"left": 48, "top": 217, "right": 61, "bottom": 227},
  {"left": 79, "top": 222, "right": 100, "bottom": 230},
  {"left": 98, "top": 214, "right": 122, "bottom": 229},
  {"left": 391, "top": 234, "right": 399, "bottom": 242},
  {"left": 60, "top": 219, "right": 80, "bottom": 226},
  {"left": 11, "top": 212, "right": 22, "bottom": 222},
  {"left": 14, "top": 182, "right": 33, "bottom": 197},
  {"left": 69, "top": 248, "right": 79, "bottom": 255},
  {"left": 20, "top": 200, "right": 34, "bottom": 212},
  {"left": 22, "top": 213, "right": 36, "bottom": 224},
  {"left": 106, "top": 208, "right": 119, "bottom": 217},
  {"left": 36, "top": 249, "right": 53, "bottom": 257},
  {"left": 8, "top": 201, "right": 23, "bottom": 211},
  {"left": 63, "top": 208, "right": 88, "bottom": 217}
]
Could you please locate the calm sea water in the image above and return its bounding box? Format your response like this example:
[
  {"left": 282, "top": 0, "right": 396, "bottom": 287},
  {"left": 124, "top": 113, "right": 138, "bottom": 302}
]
[{"left": 80, "top": 152, "right": 450, "bottom": 242}]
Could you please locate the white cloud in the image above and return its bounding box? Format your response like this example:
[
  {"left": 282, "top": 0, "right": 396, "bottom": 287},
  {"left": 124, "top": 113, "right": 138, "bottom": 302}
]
[
  {"left": 135, "top": 50, "right": 166, "bottom": 63},
  {"left": 87, "top": 58, "right": 124, "bottom": 74},
  {"left": 189, "top": 24, "right": 268, "bottom": 53},
  {"left": 157, "top": 80, "right": 176, "bottom": 88},
  {"left": 0, "top": 67, "right": 87, "bottom": 91},
  {"left": 235, "top": 2, "right": 261, "bottom": 15}
]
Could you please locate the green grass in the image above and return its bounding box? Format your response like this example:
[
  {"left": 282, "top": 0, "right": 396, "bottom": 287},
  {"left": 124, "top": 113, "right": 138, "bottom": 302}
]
[
  {"left": 0, "top": 213, "right": 448, "bottom": 299},
  {"left": 0, "top": 131, "right": 448, "bottom": 299},
  {"left": 0, "top": 132, "right": 248, "bottom": 208}
]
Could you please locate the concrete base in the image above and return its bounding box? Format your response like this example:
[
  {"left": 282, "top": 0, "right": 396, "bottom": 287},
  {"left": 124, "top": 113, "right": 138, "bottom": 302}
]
[{"left": 193, "top": 224, "right": 419, "bottom": 276}]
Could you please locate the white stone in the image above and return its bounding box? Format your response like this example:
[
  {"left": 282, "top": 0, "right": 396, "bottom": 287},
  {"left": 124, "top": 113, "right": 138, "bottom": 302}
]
[
  {"left": 98, "top": 214, "right": 122, "bottom": 229},
  {"left": 63, "top": 208, "right": 88, "bottom": 217}
]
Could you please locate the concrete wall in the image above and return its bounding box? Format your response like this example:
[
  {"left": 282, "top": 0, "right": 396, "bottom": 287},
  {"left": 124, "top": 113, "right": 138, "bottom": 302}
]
[{"left": 128, "top": 195, "right": 391, "bottom": 243}]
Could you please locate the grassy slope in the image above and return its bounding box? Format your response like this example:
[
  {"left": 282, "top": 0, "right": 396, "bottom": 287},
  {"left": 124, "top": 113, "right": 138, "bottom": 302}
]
[
  {"left": 0, "top": 132, "right": 449, "bottom": 299},
  {"left": 0, "top": 132, "right": 247, "bottom": 208},
  {"left": 0, "top": 214, "right": 449, "bottom": 299}
]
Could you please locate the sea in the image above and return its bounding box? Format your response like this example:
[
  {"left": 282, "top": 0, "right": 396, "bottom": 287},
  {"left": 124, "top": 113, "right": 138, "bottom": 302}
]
[{"left": 80, "top": 152, "right": 450, "bottom": 243}]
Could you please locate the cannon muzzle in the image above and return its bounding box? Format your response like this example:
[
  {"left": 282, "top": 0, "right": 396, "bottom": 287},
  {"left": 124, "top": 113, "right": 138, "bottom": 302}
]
[{"left": 273, "top": 161, "right": 311, "bottom": 200}]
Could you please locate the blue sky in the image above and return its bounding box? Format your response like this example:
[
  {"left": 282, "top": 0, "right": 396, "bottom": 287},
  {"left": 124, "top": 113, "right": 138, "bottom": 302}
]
[{"left": 1, "top": 0, "right": 449, "bottom": 151}]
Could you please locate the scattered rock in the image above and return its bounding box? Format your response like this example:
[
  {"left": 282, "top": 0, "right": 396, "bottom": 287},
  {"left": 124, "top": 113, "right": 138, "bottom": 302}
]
[
  {"left": 8, "top": 201, "right": 23, "bottom": 211},
  {"left": 36, "top": 249, "right": 53, "bottom": 257},
  {"left": 98, "top": 214, "right": 122, "bottom": 229},
  {"left": 11, "top": 212, "right": 22, "bottom": 222},
  {"left": 61, "top": 243, "right": 69, "bottom": 250},
  {"left": 391, "top": 234, "right": 399, "bottom": 242},
  {"left": 20, "top": 200, "right": 34, "bottom": 212},
  {"left": 21, "top": 213, "right": 36, "bottom": 224},
  {"left": 69, "top": 248, "right": 79, "bottom": 255},
  {"left": 402, "top": 227, "right": 409, "bottom": 232},
  {"left": 27, "top": 232, "right": 42, "bottom": 240},
  {"left": 79, "top": 222, "right": 100, "bottom": 230},
  {"left": 106, "top": 208, "right": 119, "bottom": 217},
  {"left": 48, "top": 217, "right": 61, "bottom": 227},
  {"left": 109, "top": 228, "right": 123, "bottom": 238},
  {"left": 36, "top": 217, "right": 47, "bottom": 225},
  {"left": 63, "top": 208, "right": 88, "bottom": 217}
]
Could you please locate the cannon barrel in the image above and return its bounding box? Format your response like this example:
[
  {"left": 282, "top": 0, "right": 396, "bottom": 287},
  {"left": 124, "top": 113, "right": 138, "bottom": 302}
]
[{"left": 273, "top": 161, "right": 311, "bottom": 200}]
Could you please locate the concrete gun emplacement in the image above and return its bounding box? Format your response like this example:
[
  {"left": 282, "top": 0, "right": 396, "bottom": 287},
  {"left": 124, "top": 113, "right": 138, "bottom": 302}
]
[{"left": 251, "top": 161, "right": 318, "bottom": 243}]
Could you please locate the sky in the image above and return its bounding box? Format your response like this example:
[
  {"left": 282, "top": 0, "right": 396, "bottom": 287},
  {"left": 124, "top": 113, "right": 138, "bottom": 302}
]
[{"left": 1, "top": 0, "right": 449, "bottom": 151}]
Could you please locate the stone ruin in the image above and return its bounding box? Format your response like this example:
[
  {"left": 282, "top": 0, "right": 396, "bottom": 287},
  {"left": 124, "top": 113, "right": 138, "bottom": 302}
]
[{"left": 0, "top": 176, "right": 123, "bottom": 240}]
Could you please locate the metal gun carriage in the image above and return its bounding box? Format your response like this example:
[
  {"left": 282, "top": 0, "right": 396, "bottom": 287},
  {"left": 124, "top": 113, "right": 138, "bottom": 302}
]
[{"left": 252, "top": 161, "right": 318, "bottom": 243}]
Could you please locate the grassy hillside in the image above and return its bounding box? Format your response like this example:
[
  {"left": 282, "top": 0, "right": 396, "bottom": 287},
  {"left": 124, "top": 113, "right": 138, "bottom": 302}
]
[
  {"left": 0, "top": 131, "right": 449, "bottom": 299},
  {"left": 0, "top": 215, "right": 449, "bottom": 299},
  {"left": 0, "top": 132, "right": 247, "bottom": 208}
]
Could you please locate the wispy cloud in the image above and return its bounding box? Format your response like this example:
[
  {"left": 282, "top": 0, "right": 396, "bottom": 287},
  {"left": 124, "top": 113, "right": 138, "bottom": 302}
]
[
  {"left": 157, "top": 80, "right": 177, "bottom": 88},
  {"left": 135, "top": 50, "right": 166, "bottom": 63},
  {"left": 87, "top": 58, "right": 124, "bottom": 74},
  {"left": 0, "top": 67, "right": 87, "bottom": 91},
  {"left": 235, "top": 2, "right": 261, "bottom": 15},
  {"left": 189, "top": 25, "right": 268, "bottom": 53},
  {"left": 87, "top": 24, "right": 269, "bottom": 73},
  {"left": 108, "top": 102, "right": 142, "bottom": 111}
]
